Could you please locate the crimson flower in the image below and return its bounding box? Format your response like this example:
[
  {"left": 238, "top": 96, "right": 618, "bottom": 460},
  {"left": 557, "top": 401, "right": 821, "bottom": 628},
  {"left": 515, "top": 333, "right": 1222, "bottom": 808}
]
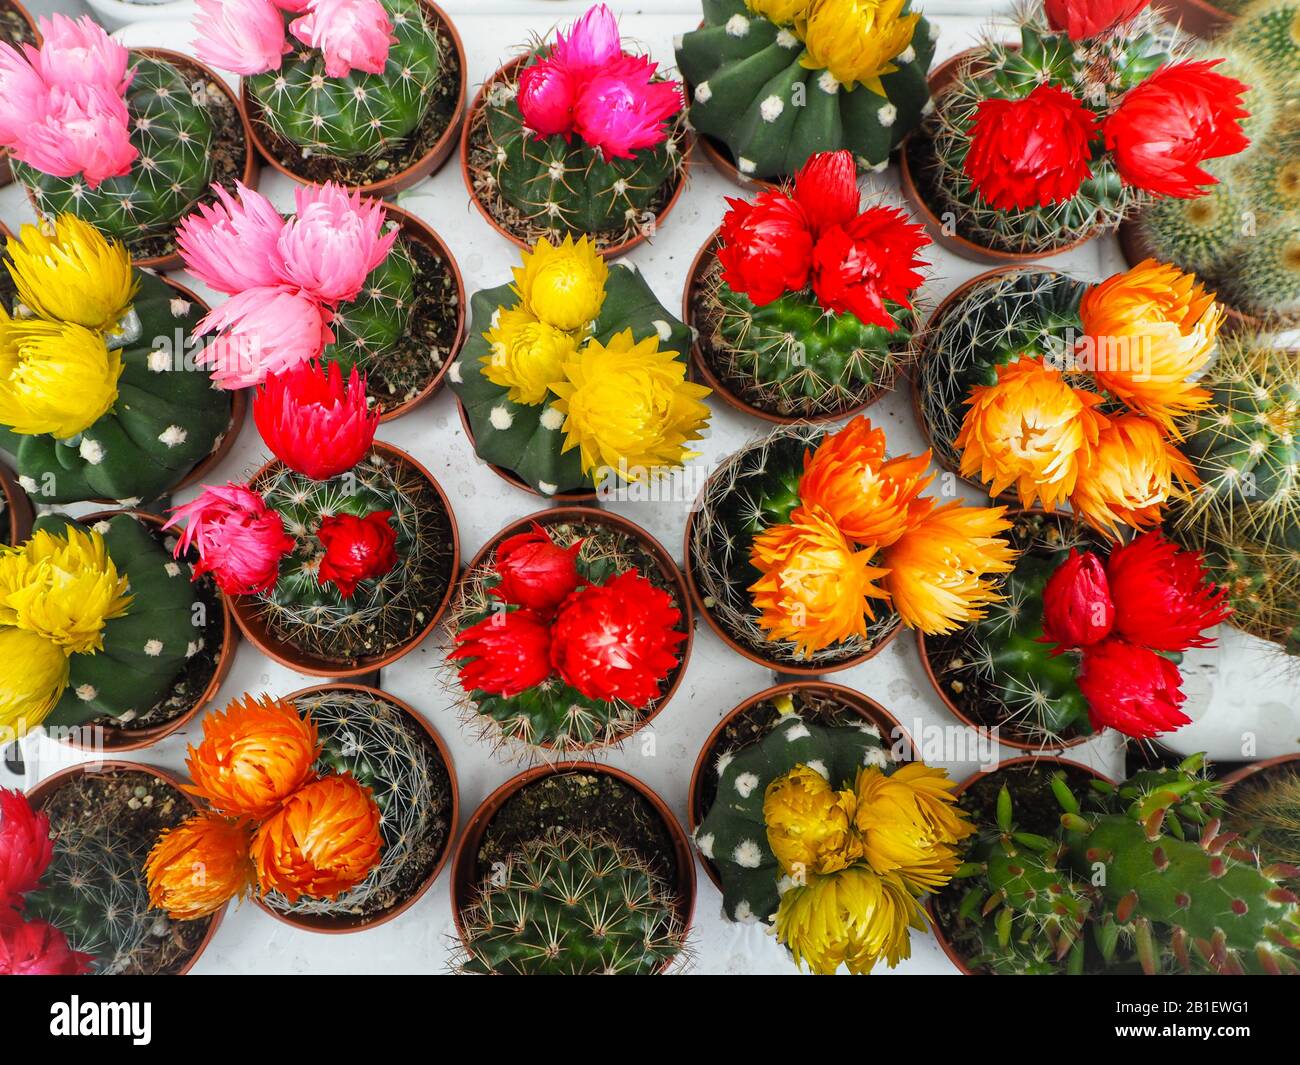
[
  {"left": 550, "top": 571, "right": 684, "bottom": 707},
  {"left": 1077, "top": 638, "right": 1189, "bottom": 739},
  {"left": 1104, "top": 60, "right": 1250, "bottom": 200},
  {"left": 449, "top": 608, "right": 554, "bottom": 698},
  {"left": 1105, "top": 531, "right": 1231, "bottom": 652},
  {"left": 964, "top": 83, "right": 1099, "bottom": 210},
  {"left": 165, "top": 483, "right": 294, "bottom": 596},
  {"left": 0, "top": 916, "right": 94, "bottom": 975},
  {"left": 518, "top": 59, "right": 576, "bottom": 139},
  {"left": 717, "top": 191, "right": 815, "bottom": 306},
  {"left": 493, "top": 523, "right": 583, "bottom": 614},
  {"left": 1040, "top": 549, "right": 1115, "bottom": 652},
  {"left": 0, "top": 789, "right": 52, "bottom": 909},
  {"left": 810, "top": 205, "right": 929, "bottom": 331},
  {"left": 317, "top": 510, "right": 397, "bottom": 599},
  {"left": 254, "top": 360, "right": 378, "bottom": 481},
  {"left": 793, "top": 150, "right": 860, "bottom": 235},
  {"left": 1043, "top": 0, "right": 1150, "bottom": 40}
]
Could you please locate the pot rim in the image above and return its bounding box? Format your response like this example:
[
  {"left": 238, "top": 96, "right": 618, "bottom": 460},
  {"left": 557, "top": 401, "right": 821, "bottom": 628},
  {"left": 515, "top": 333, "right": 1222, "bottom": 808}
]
[
  {"left": 0, "top": 457, "right": 33, "bottom": 545},
  {"left": 1219, "top": 751, "right": 1300, "bottom": 789}
]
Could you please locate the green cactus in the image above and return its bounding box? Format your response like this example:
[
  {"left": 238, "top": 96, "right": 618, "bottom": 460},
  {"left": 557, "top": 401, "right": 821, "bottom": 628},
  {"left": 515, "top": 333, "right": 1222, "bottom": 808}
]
[
  {"left": 326, "top": 240, "right": 417, "bottom": 376},
  {"left": 456, "top": 828, "right": 688, "bottom": 974},
  {"left": 1223, "top": 0, "right": 1300, "bottom": 85},
  {"left": 675, "top": 0, "right": 936, "bottom": 182},
  {"left": 1225, "top": 761, "right": 1300, "bottom": 871}
]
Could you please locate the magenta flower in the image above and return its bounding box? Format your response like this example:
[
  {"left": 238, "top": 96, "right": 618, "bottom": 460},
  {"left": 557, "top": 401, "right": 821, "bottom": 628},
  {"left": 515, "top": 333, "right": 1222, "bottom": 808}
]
[
  {"left": 165, "top": 483, "right": 294, "bottom": 597},
  {"left": 193, "top": 0, "right": 289, "bottom": 78},
  {"left": 11, "top": 84, "right": 136, "bottom": 189},
  {"left": 518, "top": 60, "right": 577, "bottom": 139},
  {"left": 177, "top": 181, "right": 287, "bottom": 296},
  {"left": 290, "top": 0, "right": 396, "bottom": 79},
  {"left": 551, "top": 3, "right": 622, "bottom": 76},
  {"left": 196, "top": 285, "right": 335, "bottom": 389},
  {"left": 0, "top": 44, "right": 48, "bottom": 148},
  {"left": 275, "top": 182, "right": 396, "bottom": 304},
  {"left": 572, "top": 55, "right": 682, "bottom": 161}
]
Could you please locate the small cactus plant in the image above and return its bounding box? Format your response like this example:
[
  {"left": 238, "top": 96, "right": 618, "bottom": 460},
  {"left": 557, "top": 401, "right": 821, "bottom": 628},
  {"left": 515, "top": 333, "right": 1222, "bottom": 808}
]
[{"left": 1225, "top": 759, "right": 1300, "bottom": 871}]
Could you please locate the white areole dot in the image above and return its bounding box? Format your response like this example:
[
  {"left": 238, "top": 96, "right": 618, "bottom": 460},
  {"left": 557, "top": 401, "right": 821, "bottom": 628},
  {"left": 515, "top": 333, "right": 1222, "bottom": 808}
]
[
  {"left": 539, "top": 406, "right": 564, "bottom": 430},
  {"left": 488, "top": 405, "right": 513, "bottom": 430},
  {"left": 760, "top": 95, "right": 784, "bottom": 122},
  {"left": 733, "top": 840, "right": 763, "bottom": 868},
  {"left": 79, "top": 438, "right": 104, "bottom": 464},
  {"left": 734, "top": 771, "right": 759, "bottom": 798}
]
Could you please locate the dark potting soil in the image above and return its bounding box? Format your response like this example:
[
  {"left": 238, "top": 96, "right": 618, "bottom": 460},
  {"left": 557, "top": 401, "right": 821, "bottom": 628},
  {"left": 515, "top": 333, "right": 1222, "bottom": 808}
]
[
  {"left": 36, "top": 769, "right": 212, "bottom": 975},
  {"left": 0, "top": 1, "right": 34, "bottom": 47}
]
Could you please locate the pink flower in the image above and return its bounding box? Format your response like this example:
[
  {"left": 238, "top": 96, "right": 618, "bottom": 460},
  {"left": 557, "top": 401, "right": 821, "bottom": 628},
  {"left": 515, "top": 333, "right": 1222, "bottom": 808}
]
[
  {"left": 518, "top": 59, "right": 577, "bottom": 139},
  {"left": 177, "top": 181, "right": 287, "bottom": 295},
  {"left": 0, "top": 44, "right": 47, "bottom": 148},
  {"left": 10, "top": 84, "right": 136, "bottom": 190},
  {"left": 193, "top": 0, "right": 289, "bottom": 77},
  {"left": 273, "top": 0, "right": 313, "bottom": 11},
  {"left": 275, "top": 183, "right": 396, "bottom": 304},
  {"left": 165, "top": 483, "right": 294, "bottom": 596},
  {"left": 34, "top": 15, "right": 132, "bottom": 95},
  {"left": 196, "top": 286, "right": 335, "bottom": 389},
  {"left": 572, "top": 55, "right": 682, "bottom": 161},
  {"left": 290, "top": 0, "right": 396, "bottom": 79},
  {"left": 551, "top": 3, "right": 622, "bottom": 76}
]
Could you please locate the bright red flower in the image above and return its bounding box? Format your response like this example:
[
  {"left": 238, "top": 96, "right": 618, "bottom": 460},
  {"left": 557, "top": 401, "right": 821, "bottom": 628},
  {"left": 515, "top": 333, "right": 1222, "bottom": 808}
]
[
  {"left": 549, "top": 570, "right": 684, "bottom": 707},
  {"left": 449, "top": 608, "right": 554, "bottom": 698},
  {"left": 1104, "top": 60, "right": 1250, "bottom": 200},
  {"left": 493, "top": 523, "right": 583, "bottom": 614},
  {"left": 964, "top": 84, "right": 1099, "bottom": 211},
  {"left": 793, "top": 150, "right": 859, "bottom": 235},
  {"left": 717, "top": 191, "right": 815, "bottom": 306},
  {"left": 254, "top": 360, "right": 378, "bottom": 481},
  {"left": 0, "top": 916, "right": 94, "bottom": 975},
  {"left": 316, "top": 510, "right": 397, "bottom": 599},
  {"left": 1105, "top": 531, "right": 1231, "bottom": 652},
  {"left": 1043, "top": 0, "right": 1150, "bottom": 39},
  {"left": 165, "top": 483, "right": 294, "bottom": 596},
  {"left": 0, "top": 790, "right": 52, "bottom": 909},
  {"left": 1077, "top": 638, "right": 1189, "bottom": 739},
  {"left": 1040, "top": 549, "right": 1115, "bottom": 652},
  {"left": 518, "top": 58, "right": 576, "bottom": 139},
  {"left": 810, "top": 205, "right": 929, "bottom": 331}
]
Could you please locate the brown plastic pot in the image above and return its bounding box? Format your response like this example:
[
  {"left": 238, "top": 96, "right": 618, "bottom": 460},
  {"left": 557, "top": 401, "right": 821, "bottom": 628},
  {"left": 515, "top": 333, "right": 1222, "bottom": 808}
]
[
  {"left": 688, "top": 681, "right": 914, "bottom": 890},
  {"left": 1156, "top": 0, "right": 1234, "bottom": 36},
  {"left": 229, "top": 441, "right": 461, "bottom": 677},
  {"left": 691, "top": 115, "right": 781, "bottom": 194},
  {"left": 1220, "top": 751, "right": 1300, "bottom": 790},
  {"left": 460, "top": 53, "right": 691, "bottom": 259},
  {"left": 253, "top": 683, "right": 460, "bottom": 934},
  {"left": 0, "top": 457, "right": 33, "bottom": 545},
  {"left": 26, "top": 760, "right": 225, "bottom": 975},
  {"left": 450, "top": 761, "right": 696, "bottom": 970},
  {"left": 898, "top": 47, "right": 1101, "bottom": 265},
  {"left": 453, "top": 396, "right": 598, "bottom": 502},
  {"left": 240, "top": 0, "right": 466, "bottom": 196}
]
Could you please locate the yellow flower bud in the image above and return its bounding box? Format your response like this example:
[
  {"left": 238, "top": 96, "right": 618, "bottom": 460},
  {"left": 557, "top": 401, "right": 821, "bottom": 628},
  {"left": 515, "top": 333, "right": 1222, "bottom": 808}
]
[
  {"left": 800, "top": 0, "right": 920, "bottom": 94},
  {"left": 0, "top": 627, "right": 69, "bottom": 741},
  {"left": 512, "top": 235, "right": 609, "bottom": 331},
  {"left": 481, "top": 306, "right": 579, "bottom": 406},
  {"left": 764, "top": 764, "right": 862, "bottom": 876},
  {"left": 5, "top": 215, "right": 138, "bottom": 331},
  {"left": 745, "top": 0, "right": 810, "bottom": 25}
]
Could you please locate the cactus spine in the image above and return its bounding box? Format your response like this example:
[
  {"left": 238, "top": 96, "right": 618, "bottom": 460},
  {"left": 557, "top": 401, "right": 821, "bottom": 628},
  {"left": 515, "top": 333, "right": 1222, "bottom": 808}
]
[{"left": 326, "top": 239, "right": 417, "bottom": 377}]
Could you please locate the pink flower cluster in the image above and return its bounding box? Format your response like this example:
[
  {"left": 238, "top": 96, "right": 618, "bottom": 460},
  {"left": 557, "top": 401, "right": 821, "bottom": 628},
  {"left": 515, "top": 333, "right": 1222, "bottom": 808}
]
[
  {"left": 516, "top": 4, "right": 682, "bottom": 161},
  {"left": 0, "top": 15, "right": 136, "bottom": 189},
  {"left": 177, "top": 181, "right": 397, "bottom": 388},
  {"left": 193, "top": 0, "right": 396, "bottom": 79}
]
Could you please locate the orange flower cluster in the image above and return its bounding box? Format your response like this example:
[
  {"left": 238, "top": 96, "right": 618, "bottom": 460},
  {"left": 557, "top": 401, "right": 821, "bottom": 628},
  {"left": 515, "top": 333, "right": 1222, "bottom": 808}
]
[
  {"left": 145, "top": 694, "right": 383, "bottom": 920},
  {"left": 956, "top": 260, "right": 1217, "bottom": 537},
  {"left": 749, "top": 417, "right": 1016, "bottom": 656}
]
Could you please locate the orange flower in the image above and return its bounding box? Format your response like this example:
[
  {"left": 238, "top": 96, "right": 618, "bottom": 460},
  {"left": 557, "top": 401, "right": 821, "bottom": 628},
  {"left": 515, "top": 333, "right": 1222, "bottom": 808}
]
[
  {"left": 877, "top": 502, "right": 1016, "bottom": 635},
  {"left": 1081, "top": 259, "right": 1220, "bottom": 434},
  {"left": 1070, "top": 413, "right": 1199, "bottom": 538},
  {"left": 251, "top": 775, "right": 383, "bottom": 904},
  {"left": 186, "top": 693, "right": 320, "bottom": 819},
  {"left": 799, "top": 415, "right": 934, "bottom": 548},
  {"left": 956, "top": 357, "right": 1105, "bottom": 511},
  {"left": 144, "top": 812, "right": 255, "bottom": 921},
  {"left": 749, "top": 504, "right": 890, "bottom": 657}
]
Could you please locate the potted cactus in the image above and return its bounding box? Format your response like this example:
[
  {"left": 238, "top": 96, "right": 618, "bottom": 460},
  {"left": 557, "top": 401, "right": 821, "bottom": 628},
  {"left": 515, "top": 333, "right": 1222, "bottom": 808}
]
[
  {"left": 446, "top": 508, "right": 691, "bottom": 757},
  {"left": 0, "top": 0, "right": 36, "bottom": 190},
  {"left": 1, "top": 766, "right": 222, "bottom": 975},
  {"left": 177, "top": 181, "right": 464, "bottom": 416},
  {"left": 196, "top": 0, "right": 466, "bottom": 193},
  {"left": 900, "top": 0, "right": 1252, "bottom": 261},
  {"left": 686, "top": 416, "right": 1015, "bottom": 673},
  {"left": 0, "top": 15, "right": 254, "bottom": 269},
  {"left": 462, "top": 4, "right": 688, "bottom": 256},
  {"left": 676, "top": 0, "right": 937, "bottom": 187},
  {"left": 1162, "top": 0, "right": 1239, "bottom": 36},
  {"left": 1, "top": 216, "right": 241, "bottom": 506},
  {"left": 164, "top": 360, "right": 459, "bottom": 676},
  {"left": 449, "top": 234, "right": 708, "bottom": 498},
  {"left": 451, "top": 762, "right": 694, "bottom": 974},
  {"left": 686, "top": 149, "right": 929, "bottom": 422},
  {"left": 0, "top": 459, "right": 32, "bottom": 545},
  {"left": 931, "top": 753, "right": 1300, "bottom": 974},
  {"left": 1223, "top": 754, "right": 1300, "bottom": 873}
]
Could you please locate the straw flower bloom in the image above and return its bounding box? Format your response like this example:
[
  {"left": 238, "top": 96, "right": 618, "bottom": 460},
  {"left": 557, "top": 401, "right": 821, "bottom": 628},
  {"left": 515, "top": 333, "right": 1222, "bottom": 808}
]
[
  {"left": 0, "top": 313, "right": 122, "bottom": 439},
  {"left": 764, "top": 765, "right": 863, "bottom": 876},
  {"left": 4, "top": 216, "right": 137, "bottom": 331},
  {"left": 481, "top": 306, "right": 579, "bottom": 406},
  {"left": 0, "top": 628, "right": 69, "bottom": 740},
  {"left": 512, "top": 235, "right": 609, "bottom": 332},
  {"left": 799, "top": 0, "right": 919, "bottom": 95},
  {"left": 145, "top": 812, "right": 256, "bottom": 920}
]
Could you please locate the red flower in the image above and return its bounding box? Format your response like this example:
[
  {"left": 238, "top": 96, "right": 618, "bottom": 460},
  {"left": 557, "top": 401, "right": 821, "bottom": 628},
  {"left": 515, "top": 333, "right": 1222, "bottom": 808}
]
[
  {"left": 254, "top": 360, "right": 378, "bottom": 481},
  {"left": 493, "top": 523, "right": 583, "bottom": 614},
  {"left": 0, "top": 790, "right": 52, "bottom": 909},
  {"left": 1105, "top": 531, "right": 1231, "bottom": 652},
  {"left": 964, "top": 84, "right": 1099, "bottom": 210},
  {"left": 1104, "top": 60, "right": 1250, "bottom": 200},
  {"left": 1040, "top": 549, "right": 1115, "bottom": 652},
  {"left": 449, "top": 608, "right": 554, "bottom": 698},
  {"left": 550, "top": 570, "right": 684, "bottom": 708},
  {"left": 1078, "top": 638, "right": 1189, "bottom": 739},
  {"left": 717, "top": 191, "right": 814, "bottom": 306},
  {"left": 165, "top": 483, "right": 294, "bottom": 596},
  {"left": 518, "top": 59, "right": 576, "bottom": 139},
  {"left": 317, "top": 510, "right": 397, "bottom": 599},
  {"left": 0, "top": 916, "right": 94, "bottom": 975},
  {"left": 810, "top": 205, "right": 929, "bottom": 331},
  {"left": 1044, "top": 0, "right": 1150, "bottom": 39},
  {"left": 793, "top": 150, "right": 860, "bottom": 235}
]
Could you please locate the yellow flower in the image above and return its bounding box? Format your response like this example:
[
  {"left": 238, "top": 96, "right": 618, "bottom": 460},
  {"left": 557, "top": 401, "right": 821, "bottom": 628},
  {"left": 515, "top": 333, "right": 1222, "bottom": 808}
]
[
  {"left": 775, "top": 867, "right": 927, "bottom": 974},
  {"left": 0, "top": 627, "right": 69, "bottom": 740},
  {"left": 800, "top": 0, "right": 920, "bottom": 94},
  {"left": 749, "top": 503, "right": 890, "bottom": 656},
  {"left": 878, "top": 501, "right": 1015, "bottom": 635},
  {"left": 0, "top": 311, "right": 123, "bottom": 438},
  {"left": 1080, "top": 259, "right": 1221, "bottom": 435},
  {"left": 481, "top": 306, "right": 579, "bottom": 406},
  {"left": 0, "top": 527, "right": 133, "bottom": 654},
  {"left": 5, "top": 215, "right": 137, "bottom": 331},
  {"left": 745, "top": 0, "right": 810, "bottom": 24},
  {"left": 764, "top": 765, "right": 862, "bottom": 876},
  {"left": 512, "top": 235, "right": 609, "bottom": 331},
  {"left": 549, "top": 329, "right": 711, "bottom": 480}
]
